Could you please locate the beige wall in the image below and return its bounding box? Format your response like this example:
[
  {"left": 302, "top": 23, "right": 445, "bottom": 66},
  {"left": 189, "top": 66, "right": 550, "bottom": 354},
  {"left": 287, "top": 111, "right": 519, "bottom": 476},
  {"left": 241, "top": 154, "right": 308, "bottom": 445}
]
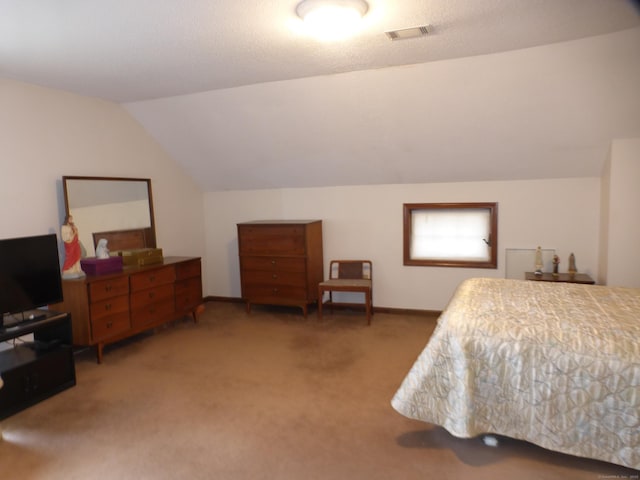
[
  {"left": 204, "top": 177, "right": 600, "bottom": 311},
  {"left": 126, "top": 27, "right": 640, "bottom": 193},
  {"left": 0, "top": 79, "right": 206, "bottom": 286},
  {"left": 599, "top": 138, "right": 640, "bottom": 287},
  {"left": 2, "top": 77, "right": 630, "bottom": 310}
]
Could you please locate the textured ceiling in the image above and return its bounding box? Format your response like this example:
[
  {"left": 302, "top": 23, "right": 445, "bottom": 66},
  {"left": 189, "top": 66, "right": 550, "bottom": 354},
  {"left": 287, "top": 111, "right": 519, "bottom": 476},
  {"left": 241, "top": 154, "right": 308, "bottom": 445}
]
[
  {"left": 1, "top": 0, "right": 638, "bottom": 102},
  {"left": 2, "top": 1, "right": 639, "bottom": 192}
]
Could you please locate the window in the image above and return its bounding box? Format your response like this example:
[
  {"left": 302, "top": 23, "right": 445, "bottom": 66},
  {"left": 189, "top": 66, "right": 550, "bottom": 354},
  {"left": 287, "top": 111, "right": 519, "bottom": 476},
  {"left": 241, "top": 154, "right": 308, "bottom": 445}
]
[{"left": 403, "top": 202, "right": 498, "bottom": 268}]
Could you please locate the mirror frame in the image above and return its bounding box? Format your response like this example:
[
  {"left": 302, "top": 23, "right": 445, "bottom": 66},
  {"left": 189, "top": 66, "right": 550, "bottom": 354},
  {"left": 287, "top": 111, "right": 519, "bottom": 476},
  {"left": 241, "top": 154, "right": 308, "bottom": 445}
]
[{"left": 62, "top": 176, "right": 156, "bottom": 252}]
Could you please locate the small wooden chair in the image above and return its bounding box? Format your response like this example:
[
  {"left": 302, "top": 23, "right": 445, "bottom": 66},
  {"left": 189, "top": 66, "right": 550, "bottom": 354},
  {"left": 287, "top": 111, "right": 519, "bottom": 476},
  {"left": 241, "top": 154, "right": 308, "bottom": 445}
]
[{"left": 317, "top": 260, "right": 373, "bottom": 325}]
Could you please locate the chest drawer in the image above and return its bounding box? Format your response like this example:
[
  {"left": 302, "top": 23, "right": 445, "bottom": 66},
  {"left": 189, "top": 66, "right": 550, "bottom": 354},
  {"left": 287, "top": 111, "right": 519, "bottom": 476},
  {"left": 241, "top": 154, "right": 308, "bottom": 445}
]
[
  {"left": 238, "top": 225, "right": 306, "bottom": 255},
  {"left": 243, "top": 284, "right": 308, "bottom": 300},
  {"left": 176, "top": 259, "right": 201, "bottom": 280},
  {"left": 130, "top": 266, "right": 176, "bottom": 292},
  {"left": 241, "top": 256, "right": 306, "bottom": 272},
  {"left": 130, "top": 284, "right": 175, "bottom": 310},
  {"left": 89, "top": 277, "right": 130, "bottom": 302},
  {"left": 175, "top": 276, "right": 202, "bottom": 311},
  {"left": 90, "top": 294, "right": 130, "bottom": 321},
  {"left": 242, "top": 270, "right": 306, "bottom": 287},
  {"left": 131, "top": 298, "right": 175, "bottom": 328},
  {"left": 91, "top": 311, "right": 131, "bottom": 342}
]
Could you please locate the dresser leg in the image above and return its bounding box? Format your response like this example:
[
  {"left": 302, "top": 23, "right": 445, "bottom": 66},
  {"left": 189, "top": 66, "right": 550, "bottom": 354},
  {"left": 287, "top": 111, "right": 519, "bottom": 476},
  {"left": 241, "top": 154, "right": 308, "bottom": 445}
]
[
  {"left": 96, "top": 343, "right": 104, "bottom": 364},
  {"left": 317, "top": 289, "right": 324, "bottom": 320},
  {"left": 192, "top": 303, "right": 205, "bottom": 323}
]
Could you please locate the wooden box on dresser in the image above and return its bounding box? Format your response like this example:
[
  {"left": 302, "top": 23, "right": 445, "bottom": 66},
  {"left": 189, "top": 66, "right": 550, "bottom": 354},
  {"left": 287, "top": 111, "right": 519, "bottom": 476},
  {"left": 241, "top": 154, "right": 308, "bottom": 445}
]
[
  {"left": 237, "top": 220, "right": 323, "bottom": 317},
  {"left": 50, "top": 257, "right": 202, "bottom": 363}
]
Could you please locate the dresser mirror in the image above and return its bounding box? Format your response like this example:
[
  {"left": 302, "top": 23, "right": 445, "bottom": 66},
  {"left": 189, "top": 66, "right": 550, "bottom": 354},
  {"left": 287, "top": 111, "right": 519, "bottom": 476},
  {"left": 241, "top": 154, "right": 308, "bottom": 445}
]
[{"left": 63, "top": 176, "right": 156, "bottom": 256}]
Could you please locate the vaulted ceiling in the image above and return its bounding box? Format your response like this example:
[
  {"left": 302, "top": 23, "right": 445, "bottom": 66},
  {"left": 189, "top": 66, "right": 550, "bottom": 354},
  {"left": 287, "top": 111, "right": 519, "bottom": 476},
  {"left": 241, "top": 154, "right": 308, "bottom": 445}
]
[{"left": 2, "top": 0, "right": 639, "bottom": 191}]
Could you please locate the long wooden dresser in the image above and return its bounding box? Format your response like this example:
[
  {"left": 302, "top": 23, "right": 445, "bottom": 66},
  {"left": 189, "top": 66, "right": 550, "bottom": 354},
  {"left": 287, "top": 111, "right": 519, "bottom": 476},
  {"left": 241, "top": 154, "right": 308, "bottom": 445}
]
[
  {"left": 237, "top": 220, "right": 323, "bottom": 317},
  {"left": 51, "top": 256, "right": 202, "bottom": 363}
]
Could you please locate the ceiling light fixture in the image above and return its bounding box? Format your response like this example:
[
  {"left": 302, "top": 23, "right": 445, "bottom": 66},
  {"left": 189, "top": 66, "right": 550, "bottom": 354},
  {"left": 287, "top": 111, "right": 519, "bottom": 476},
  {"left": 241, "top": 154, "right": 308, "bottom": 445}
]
[{"left": 296, "top": 0, "right": 369, "bottom": 41}]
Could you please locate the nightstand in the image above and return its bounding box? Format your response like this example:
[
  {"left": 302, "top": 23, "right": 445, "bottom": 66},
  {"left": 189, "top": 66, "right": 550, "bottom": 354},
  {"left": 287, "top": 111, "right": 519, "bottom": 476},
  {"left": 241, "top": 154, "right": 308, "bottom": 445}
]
[{"left": 525, "top": 272, "right": 595, "bottom": 284}]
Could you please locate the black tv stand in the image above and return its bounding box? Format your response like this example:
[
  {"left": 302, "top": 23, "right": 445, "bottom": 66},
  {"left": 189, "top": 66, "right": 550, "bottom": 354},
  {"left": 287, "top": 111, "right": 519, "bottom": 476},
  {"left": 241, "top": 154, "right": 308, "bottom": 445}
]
[
  {"left": 1, "top": 309, "right": 50, "bottom": 329},
  {"left": 23, "top": 338, "right": 62, "bottom": 352},
  {"left": 0, "top": 311, "right": 76, "bottom": 420}
]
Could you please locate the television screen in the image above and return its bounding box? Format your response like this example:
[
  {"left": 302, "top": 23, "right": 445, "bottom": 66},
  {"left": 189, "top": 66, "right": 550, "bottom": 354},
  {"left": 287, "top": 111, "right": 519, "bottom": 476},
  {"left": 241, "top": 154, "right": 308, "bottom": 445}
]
[{"left": 0, "top": 233, "right": 64, "bottom": 321}]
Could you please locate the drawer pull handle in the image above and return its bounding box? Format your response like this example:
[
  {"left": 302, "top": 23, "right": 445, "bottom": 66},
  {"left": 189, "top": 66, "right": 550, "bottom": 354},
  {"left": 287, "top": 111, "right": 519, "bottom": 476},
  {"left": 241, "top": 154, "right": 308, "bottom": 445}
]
[
  {"left": 107, "top": 321, "right": 113, "bottom": 328},
  {"left": 273, "top": 288, "right": 278, "bottom": 293},
  {"left": 271, "top": 260, "right": 276, "bottom": 265},
  {"left": 105, "top": 303, "right": 112, "bottom": 311},
  {"left": 106, "top": 284, "right": 112, "bottom": 292},
  {"left": 150, "top": 275, "right": 155, "bottom": 282},
  {"left": 272, "top": 274, "right": 278, "bottom": 279},
  {"left": 149, "top": 292, "right": 155, "bottom": 299}
]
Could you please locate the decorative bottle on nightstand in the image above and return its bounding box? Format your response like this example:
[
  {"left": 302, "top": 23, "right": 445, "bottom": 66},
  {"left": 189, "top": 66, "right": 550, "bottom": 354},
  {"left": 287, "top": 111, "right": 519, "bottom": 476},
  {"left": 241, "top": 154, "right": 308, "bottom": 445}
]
[
  {"left": 568, "top": 253, "right": 577, "bottom": 277},
  {"left": 534, "top": 246, "right": 543, "bottom": 276}
]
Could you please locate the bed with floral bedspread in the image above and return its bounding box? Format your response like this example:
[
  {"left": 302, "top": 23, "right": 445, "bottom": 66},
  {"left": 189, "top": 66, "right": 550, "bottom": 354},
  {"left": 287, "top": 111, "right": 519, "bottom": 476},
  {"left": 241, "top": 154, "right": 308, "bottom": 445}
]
[{"left": 391, "top": 277, "right": 640, "bottom": 469}]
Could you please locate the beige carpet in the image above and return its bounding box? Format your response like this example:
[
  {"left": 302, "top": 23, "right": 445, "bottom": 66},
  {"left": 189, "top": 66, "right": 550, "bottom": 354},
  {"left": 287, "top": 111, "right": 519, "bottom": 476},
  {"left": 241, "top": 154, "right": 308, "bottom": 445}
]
[{"left": 0, "top": 302, "right": 636, "bottom": 479}]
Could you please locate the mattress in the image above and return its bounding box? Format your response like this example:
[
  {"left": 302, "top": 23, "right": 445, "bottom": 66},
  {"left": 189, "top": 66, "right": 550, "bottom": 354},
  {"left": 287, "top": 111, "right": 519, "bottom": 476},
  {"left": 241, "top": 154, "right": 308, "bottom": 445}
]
[{"left": 391, "top": 277, "right": 640, "bottom": 469}]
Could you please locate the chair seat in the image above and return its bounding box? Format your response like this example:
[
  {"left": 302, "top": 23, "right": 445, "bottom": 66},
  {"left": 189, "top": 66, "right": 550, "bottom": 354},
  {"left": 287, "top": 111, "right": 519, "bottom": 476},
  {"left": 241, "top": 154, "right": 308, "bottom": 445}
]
[{"left": 319, "top": 279, "right": 371, "bottom": 289}]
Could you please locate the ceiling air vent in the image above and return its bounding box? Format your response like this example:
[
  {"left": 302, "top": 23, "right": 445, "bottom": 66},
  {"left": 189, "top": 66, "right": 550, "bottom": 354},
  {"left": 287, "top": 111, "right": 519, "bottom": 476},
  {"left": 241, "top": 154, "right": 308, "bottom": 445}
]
[{"left": 385, "top": 25, "right": 429, "bottom": 41}]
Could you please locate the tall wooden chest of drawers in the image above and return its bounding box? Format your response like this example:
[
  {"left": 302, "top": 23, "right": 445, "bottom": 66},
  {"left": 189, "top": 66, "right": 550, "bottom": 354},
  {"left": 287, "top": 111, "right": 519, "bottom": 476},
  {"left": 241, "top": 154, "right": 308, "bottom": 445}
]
[
  {"left": 51, "top": 256, "right": 202, "bottom": 363},
  {"left": 237, "top": 220, "right": 323, "bottom": 316}
]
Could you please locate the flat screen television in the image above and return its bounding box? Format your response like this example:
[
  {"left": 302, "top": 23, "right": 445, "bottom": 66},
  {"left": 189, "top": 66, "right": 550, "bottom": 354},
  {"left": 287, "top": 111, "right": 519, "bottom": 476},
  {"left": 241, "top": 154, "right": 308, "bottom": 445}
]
[{"left": 0, "top": 233, "right": 64, "bottom": 328}]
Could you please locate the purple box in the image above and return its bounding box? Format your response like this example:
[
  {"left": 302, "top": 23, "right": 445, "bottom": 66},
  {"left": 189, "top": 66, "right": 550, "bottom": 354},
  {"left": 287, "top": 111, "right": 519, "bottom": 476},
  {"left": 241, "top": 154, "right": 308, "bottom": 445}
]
[{"left": 81, "top": 256, "right": 124, "bottom": 275}]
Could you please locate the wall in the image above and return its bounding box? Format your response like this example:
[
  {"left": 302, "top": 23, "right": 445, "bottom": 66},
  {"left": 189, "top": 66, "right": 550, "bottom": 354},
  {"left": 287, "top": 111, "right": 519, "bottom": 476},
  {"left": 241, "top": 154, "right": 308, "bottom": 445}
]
[
  {"left": 126, "top": 27, "right": 640, "bottom": 193},
  {"left": 204, "top": 177, "right": 600, "bottom": 311},
  {"left": 599, "top": 138, "right": 640, "bottom": 287},
  {"left": 0, "top": 79, "right": 206, "bottom": 288}
]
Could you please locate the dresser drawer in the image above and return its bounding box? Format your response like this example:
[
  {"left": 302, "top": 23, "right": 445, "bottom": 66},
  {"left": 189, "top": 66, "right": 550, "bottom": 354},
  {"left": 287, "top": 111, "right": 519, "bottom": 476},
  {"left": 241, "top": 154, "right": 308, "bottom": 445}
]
[
  {"left": 175, "top": 277, "right": 202, "bottom": 311},
  {"left": 176, "top": 259, "right": 201, "bottom": 280},
  {"left": 242, "top": 270, "right": 306, "bottom": 287},
  {"left": 241, "top": 256, "right": 306, "bottom": 272},
  {"left": 131, "top": 298, "right": 175, "bottom": 329},
  {"left": 130, "top": 284, "right": 175, "bottom": 310},
  {"left": 130, "top": 266, "right": 176, "bottom": 292},
  {"left": 90, "top": 294, "right": 130, "bottom": 322},
  {"left": 238, "top": 225, "right": 305, "bottom": 255},
  {"left": 89, "top": 277, "right": 130, "bottom": 302},
  {"left": 243, "top": 284, "right": 308, "bottom": 299},
  {"left": 91, "top": 311, "right": 131, "bottom": 342}
]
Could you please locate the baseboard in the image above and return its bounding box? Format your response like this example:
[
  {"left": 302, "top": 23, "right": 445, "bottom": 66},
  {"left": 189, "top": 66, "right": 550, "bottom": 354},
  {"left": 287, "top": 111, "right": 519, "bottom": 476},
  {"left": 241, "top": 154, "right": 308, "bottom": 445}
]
[
  {"left": 323, "top": 302, "right": 439, "bottom": 317},
  {"left": 371, "top": 306, "right": 441, "bottom": 316},
  {"left": 203, "top": 296, "right": 441, "bottom": 316},
  {"left": 203, "top": 295, "right": 244, "bottom": 304}
]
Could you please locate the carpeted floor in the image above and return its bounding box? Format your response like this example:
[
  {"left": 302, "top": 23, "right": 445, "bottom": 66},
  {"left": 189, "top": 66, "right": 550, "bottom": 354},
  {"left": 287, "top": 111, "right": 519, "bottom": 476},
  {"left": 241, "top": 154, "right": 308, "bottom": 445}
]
[{"left": 0, "top": 302, "right": 636, "bottom": 479}]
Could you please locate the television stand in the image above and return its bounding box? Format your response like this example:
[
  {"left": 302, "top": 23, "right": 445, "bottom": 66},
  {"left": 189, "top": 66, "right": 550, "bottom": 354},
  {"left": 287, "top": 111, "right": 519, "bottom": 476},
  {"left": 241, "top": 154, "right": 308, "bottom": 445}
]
[
  {"left": 0, "top": 311, "right": 76, "bottom": 420},
  {"left": 1, "top": 309, "right": 51, "bottom": 329}
]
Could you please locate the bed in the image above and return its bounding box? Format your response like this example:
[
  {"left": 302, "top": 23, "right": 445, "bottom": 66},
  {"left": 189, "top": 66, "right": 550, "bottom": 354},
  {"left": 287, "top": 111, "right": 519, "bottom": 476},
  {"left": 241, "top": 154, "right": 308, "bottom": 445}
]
[{"left": 391, "top": 277, "right": 640, "bottom": 470}]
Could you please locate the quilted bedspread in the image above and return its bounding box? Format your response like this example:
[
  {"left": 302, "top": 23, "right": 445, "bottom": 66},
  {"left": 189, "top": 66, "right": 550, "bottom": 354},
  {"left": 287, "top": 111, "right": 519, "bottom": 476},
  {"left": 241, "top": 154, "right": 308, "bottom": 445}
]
[{"left": 391, "top": 277, "right": 640, "bottom": 469}]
